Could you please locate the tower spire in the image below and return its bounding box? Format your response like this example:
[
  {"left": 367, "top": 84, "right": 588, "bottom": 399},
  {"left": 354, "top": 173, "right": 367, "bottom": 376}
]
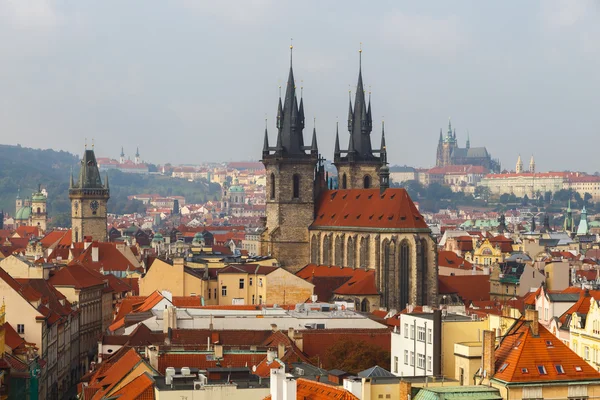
[
  {"left": 380, "top": 120, "right": 387, "bottom": 151},
  {"left": 311, "top": 117, "right": 318, "bottom": 155},
  {"left": 334, "top": 121, "right": 340, "bottom": 157},
  {"left": 263, "top": 118, "right": 270, "bottom": 156},
  {"left": 347, "top": 45, "right": 373, "bottom": 160}
]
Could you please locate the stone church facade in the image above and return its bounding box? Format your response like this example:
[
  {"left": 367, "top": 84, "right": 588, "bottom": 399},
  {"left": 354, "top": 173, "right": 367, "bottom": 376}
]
[{"left": 261, "top": 48, "right": 437, "bottom": 310}]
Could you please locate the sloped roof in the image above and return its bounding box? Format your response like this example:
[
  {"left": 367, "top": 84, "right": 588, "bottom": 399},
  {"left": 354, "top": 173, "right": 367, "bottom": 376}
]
[
  {"left": 104, "top": 273, "right": 132, "bottom": 294},
  {"left": 438, "top": 275, "right": 490, "bottom": 303},
  {"left": 493, "top": 320, "right": 600, "bottom": 384},
  {"left": 48, "top": 264, "right": 105, "bottom": 289},
  {"left": 333, "top": 270, "right": 377, "bottom": 296},
  {"left": 438, "top": 251, "right": 473, "bottom": 270},
  {"left": 296, "top": 378, "right": 359, "bottom": 400},
  {"left": 110, "top": 372, "right": 154, "bottom": 400},
  {"left": 69, "top": 241, "right": 143, "bottom": 273},
  {"left": 311, "top": 189, "right": 429, "bottom": 230},
  {"left": 218, "top": 264, "right": 278, "bottom": 275},
  {"left": 0, "top": 267, "right": 42, "bottom": 302},
  {"left": 358, "top": 365, "right": 395, "bottom": 378}
]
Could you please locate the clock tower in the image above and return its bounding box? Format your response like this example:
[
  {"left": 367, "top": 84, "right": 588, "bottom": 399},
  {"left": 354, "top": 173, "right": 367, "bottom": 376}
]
[{"left": 69, "top": 148, "right": 110, "bottom": 243}]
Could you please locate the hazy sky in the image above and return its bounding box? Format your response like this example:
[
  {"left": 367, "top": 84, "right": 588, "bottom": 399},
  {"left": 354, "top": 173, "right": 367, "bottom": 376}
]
[{"left": 0, "top": 1, "right": 599, "bottom": 172}]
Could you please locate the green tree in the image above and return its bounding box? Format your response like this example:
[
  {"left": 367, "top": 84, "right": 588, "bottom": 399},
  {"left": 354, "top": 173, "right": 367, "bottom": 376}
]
[
  {"left": 474, "top": 186, "right": 491, "bottom": 201},
  {"left": 320, "top": 338, "right": 390, "bottom": 374}
]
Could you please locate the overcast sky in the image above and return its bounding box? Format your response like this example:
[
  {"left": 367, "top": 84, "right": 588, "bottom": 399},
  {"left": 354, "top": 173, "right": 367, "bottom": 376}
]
[{"left": 0, "top": 1, "right": 599, "bottom": 172}]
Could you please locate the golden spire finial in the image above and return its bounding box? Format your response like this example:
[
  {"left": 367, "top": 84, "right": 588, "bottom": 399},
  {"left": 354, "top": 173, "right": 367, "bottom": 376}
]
[
  {"left": 278, "top": 85, "right": 282, "bottom": 98},
  {"left": 84, "top": 138, "right": 87, "bottom": 149},
  {"left": 301, "top": 80, "right": 303, "bottom": 97},
  {"left": 290, "top": 38, "right": 293, "bottom": 65},
  {"left": 359, "top": 42, "right": 363, "bottom": 69},
  {"left": 92, "top": 138, "right": 95, "bottom": 149}
]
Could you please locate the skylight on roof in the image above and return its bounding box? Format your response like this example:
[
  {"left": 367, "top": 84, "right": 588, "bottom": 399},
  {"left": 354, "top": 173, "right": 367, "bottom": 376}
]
[
  {"left": 555, "top": 365, "right": 565, "bottom": 374},
  {"left": 521, "top": 368, "right": 528, "bottom": 373},
  {"left": 575, "top": 366, "right": 583, "bottom": 372},
  {"left": 546, "top": 340, "right": 554, "bottom": 347},
  {"left": 498, "top": 363, "right": 509, "bottom": 372},
  {"left": 537, "top": 365, "right": 547, "bottom": 375}
]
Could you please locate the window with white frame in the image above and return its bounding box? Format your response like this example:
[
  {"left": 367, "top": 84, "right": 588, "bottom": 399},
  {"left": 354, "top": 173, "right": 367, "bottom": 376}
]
[
  {"left": 410, "top": 351, "right": 414, "bottom": 366},
  {"left": 410, "top": 325, "right": 415, "bottom": 340},
  {"left": 404, "top": 350, "right": 408, "bottom": 365},
  {"left": 394, "top": 356, "right": 398, "bottom": 373},
  {"left": 417, "top": 326, "right": 426, "bottom": 342},
  {"left": 428, "top": 328, "right": 432, "bottom": 344},
  {"left": 427, "top": 356, "right": 432, "bottom": 371},
  {"left": 404, "top": 323, "right": 408, "bottom": 338},
  {"left": 417, "top": 353, "right": 425, "bottom": 369}
]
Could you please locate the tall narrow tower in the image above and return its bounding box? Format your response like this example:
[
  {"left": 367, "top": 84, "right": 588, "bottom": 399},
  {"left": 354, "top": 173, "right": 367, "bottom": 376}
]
[
  {"left": 334, "top": 47, "right": 385, "bottom": 189},
  {"left": 135, "top": 147, "right": 140, "bottom": 165},
  {"left": 120, "top": 147, "right": 125, "bottom": 164},
  {"left": 529, "top": 155, "right": 535, "bottom": 173},
  {"left": 516, "top": 155, "right": 523, "bottom": 174},
  {"left": 260, "top": 45, "right": 321, "bottom": 271},
  {"left": 69, "top": 148, "right": 110, "bottom": 243}
]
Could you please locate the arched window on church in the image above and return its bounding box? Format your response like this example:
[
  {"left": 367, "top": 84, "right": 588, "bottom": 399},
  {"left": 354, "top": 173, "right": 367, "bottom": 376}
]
[
  {"left": 420, "top": 238, "right": 428, "bottom": 305},
  {"left": 293, "top": 174, "right": 300, "bottom": 199},
  {"left": 37, "top": 207, "right": 41, "bottom": 215},
  {"left": 360, "top": 236, "right": 369, "bottom": 267},
  {"left": 382, "top": 240, "right": 396, "bottom": 309},
  {"left": 322, "top": 235, "right": 332, "bottom": 265},
  {"left": 363, "top": 175, "right": 371, "bottom": 189},
  {"left": 310, "top": 235, "right": 319, "bottom": 264},
  {"left": 400, "top": 240, "right": 410, "bottom": 309},
  {"left": 335, "top": 235, "right": 343, "bottom": 266},
  {"left": 342, "top": 174, "right": 347, "bottom": 189},
  {"left": 270, "top": 173, "right": 275, "bottom": 199},
  {"left": 347, "top": 236, "right": 355, "bottom": 268}
]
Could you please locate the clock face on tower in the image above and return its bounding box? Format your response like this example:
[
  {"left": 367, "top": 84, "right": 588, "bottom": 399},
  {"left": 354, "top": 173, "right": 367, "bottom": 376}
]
[{"left": 90, "top": 200, "right": 99, "bottom": 215}]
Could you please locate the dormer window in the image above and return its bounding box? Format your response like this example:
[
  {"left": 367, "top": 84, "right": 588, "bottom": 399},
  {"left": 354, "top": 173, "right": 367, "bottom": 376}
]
[
  {"left": 537, "top": 365, "right": 547, "bottom": 375},
  {"left": 555, "top": 365, "right": 565, "bottom": 374}
]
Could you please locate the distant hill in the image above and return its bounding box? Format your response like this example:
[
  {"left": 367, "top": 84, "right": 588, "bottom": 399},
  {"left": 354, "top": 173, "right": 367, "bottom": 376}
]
[{"left": 0, "top": 144, "right": 222, "bottom": 227}]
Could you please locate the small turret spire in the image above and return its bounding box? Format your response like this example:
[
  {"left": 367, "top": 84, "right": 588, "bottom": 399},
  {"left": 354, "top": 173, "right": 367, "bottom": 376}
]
[
  {"left": 69, "top": 167, "right": 74, "bottom": 189},
  {"left": 105, "top": 173, "right": 109, "bottom": 189},
  {"left": 311, "top": 117, "right": 318, "bottom": 155},
  {"left": 334, "top": 121, "right": 340, "bottom": 157},
  {"left": 380, "top": 120, "right": 387, "bottom": 152},
  {"left": 263, "top": 118, "right": 269, "bottom": 155}
]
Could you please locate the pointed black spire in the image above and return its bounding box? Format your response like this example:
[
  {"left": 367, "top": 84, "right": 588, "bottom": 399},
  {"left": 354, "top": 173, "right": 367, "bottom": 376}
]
[
  {"left": 263, "top": 119, "right": 270, "bottom": 155},
  {"left": 347, "top": 89, "right": 353, "bottom": 131},
  {"left": 311, "top": 118, "right": 318, "bottom": 155},
  {"left": 439, "top": 128, "right": 443, "bottom": 143},
  {"left": 275, "top": 41, "right": 306, "bottom": 156},
  {"left": 120, "top": 146, "right": 124, "bottom": 157},
  {"left": 334, "top": 122, "right": 341, "bottom": 157},
  {"left": 380, "top": 121, "right": 386, "bottom": 152},
  {"left": 347, "top": 45, "right": 374, "bottom": 160}
]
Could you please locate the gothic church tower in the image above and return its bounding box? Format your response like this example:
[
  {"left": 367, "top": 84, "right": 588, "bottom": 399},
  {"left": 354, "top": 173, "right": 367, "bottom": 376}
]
[
  {"left": 70, "top": 147, "right": 110, "bottom": 243},
  {"left": 334, "top": 49, "right": 385, "bottom": 189},
  {"left": 261, "top": 46, "right": 324, "bottom": 271}
]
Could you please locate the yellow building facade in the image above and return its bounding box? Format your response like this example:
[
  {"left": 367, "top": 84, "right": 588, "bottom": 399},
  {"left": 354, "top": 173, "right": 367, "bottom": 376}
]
[{"left": 570, "top": 296, "right": 600, "bottom": 371}]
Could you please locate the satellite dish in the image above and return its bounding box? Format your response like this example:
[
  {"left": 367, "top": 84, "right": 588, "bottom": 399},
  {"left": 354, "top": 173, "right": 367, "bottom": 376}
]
[{"left": 252, "top": 365, "right": 257, "bottom": 372}]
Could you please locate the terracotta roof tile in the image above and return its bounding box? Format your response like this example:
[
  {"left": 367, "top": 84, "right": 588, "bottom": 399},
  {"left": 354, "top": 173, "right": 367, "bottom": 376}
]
[
  {"left": 494, "top": 319, "right": 600, "bottom": 383},
  {"left": 48, "top": 264, "right": 105, "bottom": 289},
  {"left": 157, "top": 352, "right": 265, "bottom": 374},
  {"left": 295, "top": 378, "right": 359, "bottom": 399},
  {"left": 69, "top": 241, "right": 143, "bottom": 273},
  {"left": 311, "top": 189, "right": 428, "bottom": 230},
  {"left": 438, "top": 275, "right": 490, "bottom": 303},
  {"left": 111, "top": 372, "right": 155, "bottom": 400},
  {"left": 333, "top": 270, "right": 377, "bottom": 296},
  {"left": 438, "top": 251, "right": 473, "bottom": 270}
]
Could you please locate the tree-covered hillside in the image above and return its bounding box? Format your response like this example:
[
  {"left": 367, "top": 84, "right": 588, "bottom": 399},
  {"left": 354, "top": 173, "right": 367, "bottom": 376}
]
[{"left": 0, "top": 145, "right": 221, "bottom": 228}]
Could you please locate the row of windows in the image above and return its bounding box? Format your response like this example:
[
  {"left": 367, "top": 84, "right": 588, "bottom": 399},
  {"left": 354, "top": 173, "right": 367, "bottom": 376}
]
[
  {"left": 403, "top": 323, "right": 433, "bottom": 343},
  {"left": 270, "top": 174, "right": 301, "bottom": 199},
  {"left": 396, "top": 352, "right": 432, "bottom": 371},
  {"left": 220, "top": 278, "right": 264, "bottom": 296}
]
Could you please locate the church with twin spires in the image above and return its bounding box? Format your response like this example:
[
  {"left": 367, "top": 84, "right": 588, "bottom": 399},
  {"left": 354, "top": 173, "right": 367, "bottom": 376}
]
[{"left": 260, "top": 47, "right": 438, "bottom": 310}]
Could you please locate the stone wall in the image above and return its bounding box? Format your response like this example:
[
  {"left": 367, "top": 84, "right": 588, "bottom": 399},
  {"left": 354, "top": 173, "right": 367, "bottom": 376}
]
[{"left": 335, "top": 163, "right": 381, "bottom": 189}]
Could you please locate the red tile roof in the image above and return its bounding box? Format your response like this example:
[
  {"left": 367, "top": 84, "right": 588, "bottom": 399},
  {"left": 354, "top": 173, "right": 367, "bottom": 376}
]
[
  {"left": 0, "top": 267, "right": 42, "bottom": 302},
  {"left": 170, "top": 329, "right": 272, "bottom": 347},
  {"left": 111, "top": 372, "right": 155, "bottom": 400},
  {"left": 438, "top": 275, "right": 490, "bottom": 303},
  {"left": 218, "top": 264, "right": 279, "bottom": 275},
  {"left": 39, "top": 230, "right": 71, "bottom": 248},
  {"left": 295, "top": 378, "right": 359, "bottom": 400},
  {"left": 69, "top": 241, "right": 143, "bottom": 273},
  {"left": 104, "top": 274, "right": 133, "bottom": 294},
  {"left": 48, "top": 264, "right": 105, "bottom": 289},
  {"left": 333, "top": 270, "right": 377, "bottom": 296},
  {"left": 311, "top": 189, "right": 428, "bottom": 230},
  {"left": 494, "top": 319, "right": 600, "bottom": 383},
  {"left": 438, "top": 251, "right": 473, "bottom": 270},
  {"left": 157, "top": 352, "right": 265, "bottom": 374},
  {"left": 300, "top": 329, "right": 391, "bottom": 365}
]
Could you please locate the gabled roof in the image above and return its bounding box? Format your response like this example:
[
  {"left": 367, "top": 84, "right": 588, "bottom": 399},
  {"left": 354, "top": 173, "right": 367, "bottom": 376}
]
[
  {"left": 333, "top": 270, "right": 377, "bottom": 296},
  {"left": 218, "top": 264, "right": 278, "bottom": 275},
  {"left": 438, "top": 251, "right": 473, "bottom": 270},
  {"left": 493, "top": 320, "right": 600, "bottom": 384},
  {"left": 104, "top": 274, "right": 132, "bottom": 294},
  {"left": 69, "top": 241, "right": 143, "bottom": 273},
  {"left": 296, "top": 378, "right": 359, "bottom": 400},
  {"left": 0, "top": 267, "right": 42, "bottom": 302},
  {"left": 48, "top": 264, "right": 105, "bottom": 289},
  {"left": 357, "top": 365, "right": 395, "bottom": 378},
  {"left": 311, "top": 189, "right": 429, "bottom": 230}
]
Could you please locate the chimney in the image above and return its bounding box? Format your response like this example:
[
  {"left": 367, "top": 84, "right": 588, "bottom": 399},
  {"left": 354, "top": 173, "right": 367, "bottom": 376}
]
[
  {"left": 283, "top": 376, "right": 297, "bottom": 400},
  {"left": 163, "top": 307, "right": 170, "bottom": 334},
  {"left": 277, "top": 342, "right": 285, "bottom": 359},
  {"left": 482, "top": 330, "right": 496, "bottom": 379},
  {"left": 91, "top": 242, "right": 99, "bottom": 263},
  {"left": 502, "top": 305, "right": 512, "bottom": 318},
  {"left": 287, "top": 327, "right": 294, "bottom": 339},
  {"left": 271, "top": 323, "right": 278, "bottom": 333},
  {"left": 214, "top": 344, "right": 223, "bottom": 359},
  {"left": 270, "top": 367, "right": 285, "bottom": 400},
  {"left": 525, "top": 309, "right": 539, "bottom": 336},
  {"left": 399, "top": 381, "right": 412, "bottom": 399},
  {"left": 267, "top": 349, "right": 276, "bottom": 363},
  {"left": 84, "top": 236, "right": 92, "bottom": 249}
]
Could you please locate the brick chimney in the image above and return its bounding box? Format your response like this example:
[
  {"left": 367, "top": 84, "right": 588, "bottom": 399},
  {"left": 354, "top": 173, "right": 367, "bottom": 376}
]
[
  {"left": 399, "top": 381, "right": 412, "bottom": 399},
  {"left": 525, "top": 309, "right": 539, "bottom": 336},
  {"left": 482, "top": 330, "right": 496, "bottom": 379}
]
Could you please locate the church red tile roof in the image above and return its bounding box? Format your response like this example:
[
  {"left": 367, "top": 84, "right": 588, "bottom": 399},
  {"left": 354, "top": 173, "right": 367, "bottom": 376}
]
[
  {"left": 69, "top": 241, "right": 143, "bottom": 273},
  {"left": 48, "top": 264, "right": 106, "bottom": 290},
  {"left": 311, "top": 189, "right": 428, "bottom": 230},
  {"left": 493, "top": 319, "right": 600, "bottom": 384}
]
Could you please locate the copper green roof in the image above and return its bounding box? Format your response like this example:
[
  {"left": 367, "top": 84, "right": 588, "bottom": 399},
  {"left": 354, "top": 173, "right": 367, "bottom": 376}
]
[
  {"left": 31, "top": 193, "right": 46, "bottom": 202},
  {"left": 15, "top": 206, "right": 31, "bottom": 220}
]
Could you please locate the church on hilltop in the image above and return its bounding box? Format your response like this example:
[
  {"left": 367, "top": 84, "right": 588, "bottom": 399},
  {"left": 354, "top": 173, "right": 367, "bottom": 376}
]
[
  {"left": 260, "top": 46, "right": 438, "bottom": 311},
  {"left": 436, "top": 119, "right": 500, "bottom": 172}
]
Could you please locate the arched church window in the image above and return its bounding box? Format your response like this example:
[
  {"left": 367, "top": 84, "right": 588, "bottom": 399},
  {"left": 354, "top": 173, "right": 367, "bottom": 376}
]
[
  {"left": 399, "top": 240, "right": 410, "bottom": 309},
  {"left": 420, "top": 238, "right": 428, "bottom": 305},
  {"left": 293, "top": 174, "right": 300, "bottom": 199},
  {"left": 335, "top": 236, "right": 343, "bottom": 266},
  {"left": 363, "top": 175, "right": 371, "bottom": 189},
  {"left": 360, "top": 236, "right": 369, "bottom": 267},
  {"left": 347, "top": 236, "right": 355, "bottom": 268},
  {"left": 342, "top": 174, "right": 347, "bottom": 189},
  {"left": 270, "top": 173, "right": 275, "bottom": 199}
]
